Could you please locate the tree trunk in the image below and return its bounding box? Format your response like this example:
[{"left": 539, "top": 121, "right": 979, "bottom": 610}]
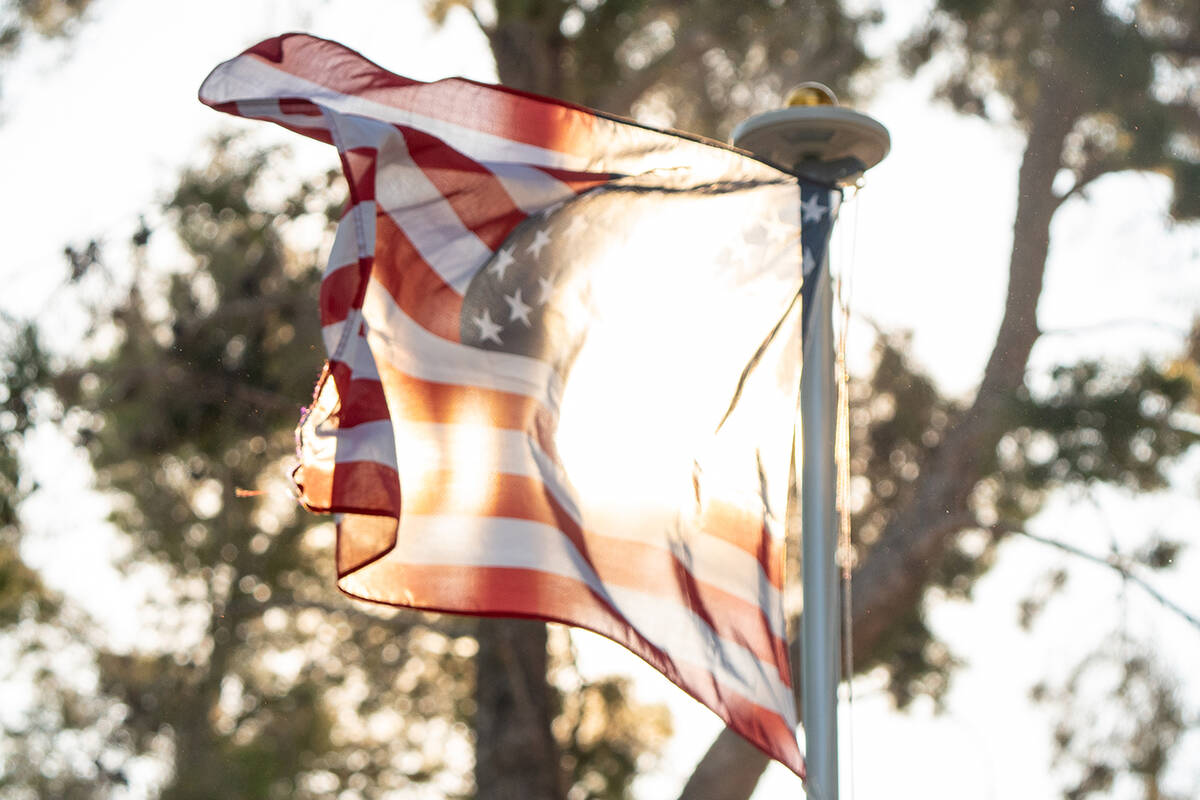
[
  {"left": 474, "top": 618, "right": 564, "bottom": 800},
  {"left": 676, "top": 80, "right": 1082, "bottom": 800},
  {"left": 472, "top": 11, "right": 567, "bottom": 800},
  {"left": 485, "top": 17, "right": 566, "bottom": 99}
]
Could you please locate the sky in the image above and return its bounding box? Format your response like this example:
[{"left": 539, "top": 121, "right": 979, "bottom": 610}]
[{"left": 3, "top": 0, "right": 1200, "bottom": 798}]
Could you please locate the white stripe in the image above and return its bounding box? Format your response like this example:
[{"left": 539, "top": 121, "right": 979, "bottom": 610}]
[
  {"left": 596, "top": 512, "right": 786, "bottom": 640},
  {"left": 321, "top": 316, "right": 352, "bottom": 358},
  {"left": 328, "top": 322, "right": 380, "bottom": 382},
  {"left": 487, "top": 162, "right": 576, "bottom": 214},
  {"left": 324, "top": 113, "right": 576, "bottom": 217},
  {"left": 322, "top": 286, "right": 783, "bottom": 640},
  {"left": 315, "top": 309, "right": 784, "bottom": 638},
  {"left": 308, "top": 418, "right": 397, "bottom": 471},
  {"left": 391, "top": 419, "right": 783, "bottom": 640},
  {"left": 396, "top": 421, "right": 551, "bottom": 480},
  {"left": 365, "top": 512, "right": 795, "bottom": 721},
  {"left": 357, "top": 277, "right": 565, "bottom": 413},
  {"left": 204, "top": 52, "right": 785, "bottom": 183},
  {"left": 372, "top": 127, "right": 493, "bottom": 292},
  {"left": 204, "top": 54, "right": 591, "bottom": 170},
  {"left": 326, "top": 202, "right": 375, "bottom": 273},
  {"left": 325, "top": 113, "right": 494, "bottom": 292},
  {"left": 233, "top": 98, "right": 332, "bottom": 132},
  {"left": 394, "top": 420, "right": 579, "bottom": 519}
]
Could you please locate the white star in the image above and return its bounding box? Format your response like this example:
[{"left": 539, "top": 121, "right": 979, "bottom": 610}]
[
  {"left": 742, "top": 223, "right": 767, "bottom": 247},
  {"left": 473, "top": 309, "right": 503, "bottom": 345},
  {"left": 765, "top": 214, "right": 798, "bottom": 244},
  {"left": 802, "top": 247, "right": 818, "bottom": 277},
  {"left": 801, "top": 193, "right": 827, "bottom": 224},
  {"left": 527, "top": 228, "right": 552, "bottom": 259},
  {"left": 504, "top": 288, "right": 532, "bottom": 326},
  {"left": 562, "top": 212, "right": 588, "bottom": 239},
  {"left": 488, "top": 247, "right": 515, "bottom": 281},
  {"left": 536, "top": 275, "right": 555, "bottom": 305}
]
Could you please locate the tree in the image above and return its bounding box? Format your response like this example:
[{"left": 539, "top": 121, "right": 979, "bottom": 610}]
[
  {"left": 4, "top": 1, "right": 1199, "bottom": 798},
  {"left": 422, "top": 4, "right": 878, "bottom": 797},
  {"left": 2, "top": 130, "right": 674, "bottom": 798},
  {"left": 0, "top": 0, "right": 96, "bottom": 103},
  {"left": 677, "top": 1, "right": 1200, "bottom": 797},
  {"left": 433, "top": 0, "right": 876, "bottom": 139}
]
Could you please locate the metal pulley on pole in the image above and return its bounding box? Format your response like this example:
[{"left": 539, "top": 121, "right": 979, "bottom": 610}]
[{"left": 732, "top": 85, "right": 889, "bottom": 800}]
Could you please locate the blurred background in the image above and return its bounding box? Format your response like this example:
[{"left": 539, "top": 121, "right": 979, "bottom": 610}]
[{"left": 1, "top": 1, "right": 1198, "bottom": 798}]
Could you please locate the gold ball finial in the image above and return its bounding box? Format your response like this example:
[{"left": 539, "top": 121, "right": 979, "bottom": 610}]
[{"left": 785, "top": 82, "right": 838, "bottom": 107}]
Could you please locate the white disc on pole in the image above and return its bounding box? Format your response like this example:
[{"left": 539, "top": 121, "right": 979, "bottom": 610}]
[{"left": 732, "top": 105, "right": 890, "bottom": 184}]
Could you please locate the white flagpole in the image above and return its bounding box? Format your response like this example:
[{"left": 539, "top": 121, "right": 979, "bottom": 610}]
[
  {"left": 799, "top": 249, "right": 839, "bottom": 800},
  {"left": 733, "top": 87, "right": 888, "bottom": 800}
]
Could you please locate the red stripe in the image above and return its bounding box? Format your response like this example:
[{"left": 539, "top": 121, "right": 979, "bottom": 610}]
[
  {"left": 376, "top": 360, "right": 558, "bottom": 455},
  {"left": 321, "top": 263, "right": 368, "bottom": 327},
  {"left": 310, "top": 363, "right": 788, "bottom": 676},
  {"left": 295, "top": 458, "right": 400, "bottom": 517},
  {"left": 322, "top": 358, "right": 564, "bottom": 465},
  {"left": 371, "top": 211, "right": 463, "bottom": 342},
  {"left": 340, "top": 147, "right": 377, "bottom": 206},
  {"left": 536, "top": 165, "right": 613, "bottom": 194},
  {"left": 699, "top": 499, "right": 785, "bottom": 589},
  {"left": 337, "top": 512, "right": 398, "bottom": 575},
  {"left": 337, "top": 561, "right": 802, "bottom": 776},
  {"left": 327, "top": 360, "right": 390, "bottom": 428},
  {"left": 237, "top": 34, "right": 599, "bottom": 158},
  {"left": 330, "top": 356, "right": 780, "bottom": 587},
  {"left": 232, "top": 97, "right": 334, "bottom": 145},
  {"left": 319, "top": 197, "right": 375, "bottom": 328},
  {"left": 389, "top": 468, "right": 788, "bottom": 681},
  {"left": 401, "top": 126, "right": 529, "bottom": 250},
  {"left": 277, "top": 97, "right": 324, "bottom": 116}
]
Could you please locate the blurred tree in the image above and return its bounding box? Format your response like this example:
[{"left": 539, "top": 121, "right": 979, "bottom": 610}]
[
  {"left": 424, "top": 4, "right": 879, "bottom": 796},
  {"left": 431, "top": 0, "right": 879, "bottom": 140},
  {"left": 1, "top": 132, "right": 673, "bottom": 799},
  {"left": 679, "top": 1, "right": 1200, "bottom": 797},
  {"left": 4, "top": 0, "right": 1199, "bottom": 798},
  {"left": 0, "top": 318, "right": 109, "bottom": 799},
  {"left": 0, "top": 0, "right": 96, "bottom": 102}
]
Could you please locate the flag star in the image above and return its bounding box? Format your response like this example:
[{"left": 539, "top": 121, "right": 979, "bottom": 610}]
[
  {"left": 802, "top": 247, "right": 818, "bottom": 277},
  {"left": 473, "top": 309, "right": 504, "bottom": 345},
  {"left": 742, "top": 223, "right": 767, "bottom": 247},
  {"left": 504, "top": 288, "right": 533, "bottom": 326},
  {"left": 527, "top": 228, "right": 552, "bottom": 259},
  {"left": 765, "top": 215, "right": 798, "bottom": 244},
  {"left": 488, "top": 247, "right": 515, "bottom": 281},
  {"left": 801, "top": 193, "right": 828, "bottom": 223},
  {"left": 536, "top": 275, "right": 555, "bottom": 305},
  {"left": 562, "top": 212, "right": 588, "bottom": 239}
]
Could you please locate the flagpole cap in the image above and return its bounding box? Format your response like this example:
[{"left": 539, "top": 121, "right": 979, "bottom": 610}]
[{"left": 731, "top": 86, "right": 889, "bottom": 185}]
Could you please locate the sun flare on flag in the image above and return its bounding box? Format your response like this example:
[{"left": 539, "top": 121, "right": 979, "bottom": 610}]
[{"left": 200, "top": 33, "right": 838, "bottom": 777}]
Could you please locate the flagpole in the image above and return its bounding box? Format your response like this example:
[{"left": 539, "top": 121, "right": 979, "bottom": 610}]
[
  {"left": 798, "top": 239, "right": 839, "bottom": 800},
  {"left": 733, "top": 87, "right": 888, "bottom": 800}
]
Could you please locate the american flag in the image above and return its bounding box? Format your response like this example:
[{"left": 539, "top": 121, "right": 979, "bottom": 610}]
[{"left": 201, "top": 34, "right": 838, "bottom": 777}]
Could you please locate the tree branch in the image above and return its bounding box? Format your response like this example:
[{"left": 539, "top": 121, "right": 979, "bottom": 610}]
[
  {"left": 1149, "top": 36, "right": 1200, "bottom": 61},
  {"left": 677, "top": 77, "right": 1083, "bottom": 800},
  {"left": 998, "top": 524, "right": 1200, "bottom": 633},
  {"left": 1053, "top": 159, "right": 1115, "bottom": 210}
]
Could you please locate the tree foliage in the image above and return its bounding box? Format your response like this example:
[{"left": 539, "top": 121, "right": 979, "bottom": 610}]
[
  {"left": 430, "top": 0, "right": 878, "bottom": 138},
  {"left": 904, "top": 0, "right": 1200, "bottom": 218},
  {"left": 0, "top": 0, "right": 96, "bottom": 102},
  {"left": 2, "top": 1, "right": 1199, "bottom": 799},
  {"left": 2, "top": 132, "right": 673, "bottom": 799}
]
